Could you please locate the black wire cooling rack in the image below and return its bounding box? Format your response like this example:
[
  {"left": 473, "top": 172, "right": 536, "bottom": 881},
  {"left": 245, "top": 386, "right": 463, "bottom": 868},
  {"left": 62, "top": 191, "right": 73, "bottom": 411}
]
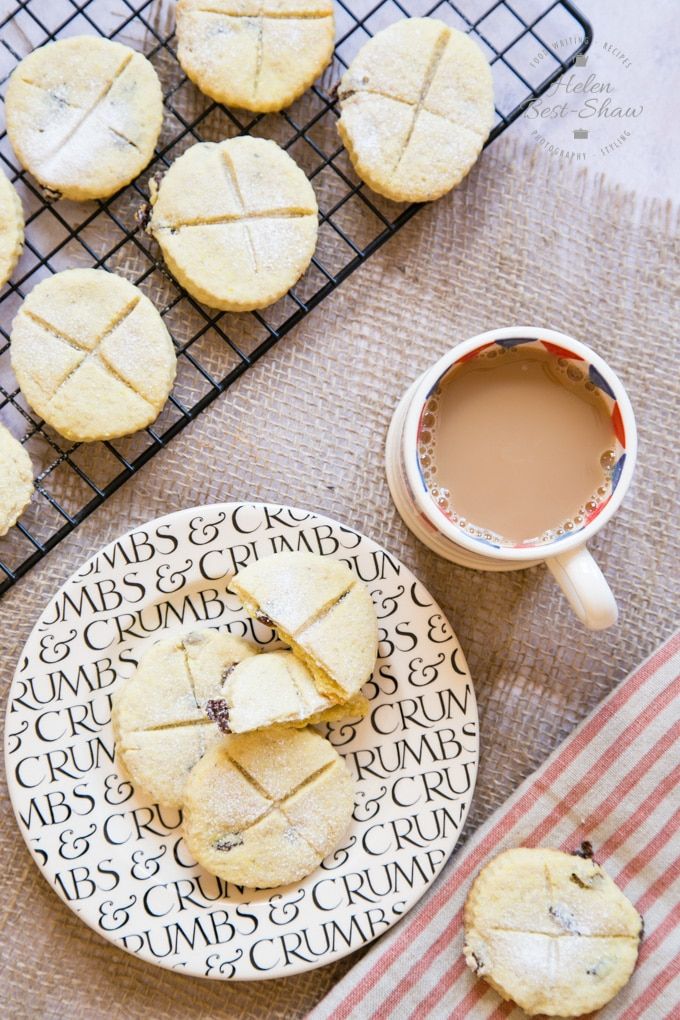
[{"left": 0, "top": 0, "right": 591, "bottom": 595}]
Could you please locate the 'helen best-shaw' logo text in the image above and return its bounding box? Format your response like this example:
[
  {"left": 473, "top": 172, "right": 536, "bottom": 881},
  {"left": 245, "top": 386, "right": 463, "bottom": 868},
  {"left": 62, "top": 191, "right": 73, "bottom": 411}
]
[{"left": 524, "top": 37, "right": 644, "bottom": 161}]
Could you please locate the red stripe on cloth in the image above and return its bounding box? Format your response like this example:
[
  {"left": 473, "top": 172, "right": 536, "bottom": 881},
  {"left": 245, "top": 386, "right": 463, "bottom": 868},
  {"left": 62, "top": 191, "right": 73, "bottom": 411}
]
[
  {"left": 410, "top": 955, "right": 469, "bottom": 1020},
  {"left": 435, "top": 976, "right": 495, "bottom": 1019},
  {"left": 616, "top": 808, "right": 680, "bottom": 891},
  {"left": 618, "top": 903, "right": 680, "bottom": 1019},
  {"left": 637, "top": 899, "right": 680, "bottom": 966},
  {"left": 489, "top": 1001, "right": 514, "bottom": 1017},
  {"left": 520, "top": 685, "right": 678, "bottom": 849},
  {"left": 618, "top": 952, "right": 680, "bottom": 1020},
  {"left": 448, "top": 992, "right": 516, "bottom": 1020},
  {"left": 397, "top": 678, "right": 680, "bottom": 1020},
  {"left": 597, "top": 764, "right": 680, "bottom": 861},
  {"left": 560, "top": 722, "right": 680, "bottom": 856},
  {"left": 633, "top": 845, "right": 680, "bottom": 918},
  {"left": 325, "top": 635, "right": 680, "bottom": 1020}
]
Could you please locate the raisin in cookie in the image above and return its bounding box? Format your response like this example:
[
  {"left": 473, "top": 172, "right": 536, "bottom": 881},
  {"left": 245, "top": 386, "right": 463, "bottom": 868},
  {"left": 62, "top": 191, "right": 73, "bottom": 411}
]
[
  {"left": 176, "top": 0, "right": 334, "bottom": 113},
  {"left": 0, "top": 170, "right": 24, "bottom": 288},
  {"left": 182, "top": 727, "right": 355, "bottom": 887},
  {"left": 113, "top": 630, "right": 258, "bottom": 807},
  {"left": 229, "top": 551, "right": 378, "bottom": 702},
  {"left": 10, "top": 269, "right": 176, "bottom": 442},
  {"left": 337, "top": 19, "right": 494, "bottom": 203},
  {"left": 5, "top": 36, "right": 162, "bottom": 202},
  {"left": 0, "top": 424, "right": 33, "bottom": 536},
  {"left": 463, "top": 847, "right": 643, "bottom": 1017},
  {"left": 218, "top": 648, "right": 369, "bottom": 732},
  {"left": 149, "top": 137, "right": 318, "bottom": 311}
]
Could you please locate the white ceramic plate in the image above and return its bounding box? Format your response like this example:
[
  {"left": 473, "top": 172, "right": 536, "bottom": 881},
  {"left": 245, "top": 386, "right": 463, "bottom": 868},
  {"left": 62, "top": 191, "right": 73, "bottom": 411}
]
[{"left": 5, "top": 503, "right": 478, "bottom": 980}]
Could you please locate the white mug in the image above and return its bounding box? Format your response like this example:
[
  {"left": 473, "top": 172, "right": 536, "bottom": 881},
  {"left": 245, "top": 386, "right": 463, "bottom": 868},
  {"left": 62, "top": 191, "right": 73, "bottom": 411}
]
[{"left": 385, "top": 327, "right": 637, "bottom": 630}]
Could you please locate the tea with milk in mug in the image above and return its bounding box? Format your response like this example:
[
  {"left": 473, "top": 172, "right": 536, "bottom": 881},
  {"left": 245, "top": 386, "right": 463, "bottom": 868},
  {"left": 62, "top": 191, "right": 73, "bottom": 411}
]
[{"left": 418, "top": 345, "right": 618, "bottom": 545}]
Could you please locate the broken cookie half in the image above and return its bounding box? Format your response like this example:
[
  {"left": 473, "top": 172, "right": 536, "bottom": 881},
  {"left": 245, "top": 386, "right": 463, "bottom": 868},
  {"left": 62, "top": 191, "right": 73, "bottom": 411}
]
[
  {"left": 228, "top": 550, "right": 379, "bottom": 703},
  {"left": 217, "top": 649, "right": 368, "bottom": 733}
]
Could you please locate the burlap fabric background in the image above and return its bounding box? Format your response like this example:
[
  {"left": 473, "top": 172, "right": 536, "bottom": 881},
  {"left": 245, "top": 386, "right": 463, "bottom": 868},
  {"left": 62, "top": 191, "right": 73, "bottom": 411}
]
[{"left": 1, "top": 135, "right": 678, "bottom": 1017}]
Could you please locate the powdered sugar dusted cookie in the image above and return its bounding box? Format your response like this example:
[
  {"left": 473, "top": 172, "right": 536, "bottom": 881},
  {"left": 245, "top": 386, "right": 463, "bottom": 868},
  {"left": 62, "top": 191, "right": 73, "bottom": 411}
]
[
  {"left": 176, "top": 0, "right": 335, "bottom": 113},
  {"left": 113, "top": 630, "right": 258, "bottom": 807},
  {"left": 10, "top": 269, "right": 176, "bottom": 442},
  {"left": 463, "top": 847, "right": 643, "bottom": 1016},
  {"left": 228, "top": 551, "right": 378, "bottom": 701},
  {"left": 219, "top": 649, "right": 369, "bottom": 732},
  {"left": 182, "top": 727, "right": 355, "bottom": 887},
  {"left": 0, "top": 170, "right": 24, "bottom": 288},
  {"left": 5, "top": 36, "right": 162, "bottom": 202},
  {"left": 149, "top": 137, "right": 318, "bottom": 311},
  {"left": 337, "top": 19, "right": 494, "bottom": 203},
  {"left": 0, "top": 424, "right": 33, "bottom": 536}
]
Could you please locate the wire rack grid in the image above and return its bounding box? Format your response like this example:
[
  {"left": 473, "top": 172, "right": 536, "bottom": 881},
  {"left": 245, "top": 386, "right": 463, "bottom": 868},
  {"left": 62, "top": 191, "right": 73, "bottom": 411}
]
[{"left": 0, "top": 0, "right": 592, "bottom": 596}]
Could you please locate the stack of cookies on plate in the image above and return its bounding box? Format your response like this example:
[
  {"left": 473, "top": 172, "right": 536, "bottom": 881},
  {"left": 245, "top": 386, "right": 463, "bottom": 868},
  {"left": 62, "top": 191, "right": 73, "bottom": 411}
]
[{"left": 112, "top": 551, "right": 377, "bottom": 888}]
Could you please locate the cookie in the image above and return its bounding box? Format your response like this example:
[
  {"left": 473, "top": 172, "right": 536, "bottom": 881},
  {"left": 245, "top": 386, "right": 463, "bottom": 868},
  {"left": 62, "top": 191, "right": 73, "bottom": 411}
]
[
  {"left": 337, "top": 19, "right": 494, "bottom": 203},
  {"left": 10, "top": 268, "right": 177, "bottom": 442},
  {"left": 182, "top": 727, "right": 355, "bottom": 887},
  {"left": 148, "top": 137, "right": 318, "bottom": 311},
  {"left": 463, "top": 847, "right": 643, "bottom": 1017},
  {"left": 176, "top": 0, "right": 334, "bottom": 113},
  {"left": 229, "top": 551, "right": 378, "bottom": 701},
  {"left": 0, "top": 170, "right": 24, "bottom": 288},
  {"left": 5, "top": 36, "right": 163, "bottom": 201},
  {"left": 218, "top": 648, "right": 369, "bottom": 732},
  {"left": 113, "top": 630, "right": 258, "bottom": 807},
  {"left": 0, "top": 424, "right": 33, "bottom": 536}
]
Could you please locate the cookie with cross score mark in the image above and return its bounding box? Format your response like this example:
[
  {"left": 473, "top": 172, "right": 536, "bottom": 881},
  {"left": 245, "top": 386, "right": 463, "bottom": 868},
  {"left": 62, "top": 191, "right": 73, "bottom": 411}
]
[
  {"left": 113, "top": 630, "right": 259, "bottom": 808},
  {"left": 0, "top": 170, "right": 24, "bottom": 288},
  {"left": 5, "top": 36, "right": 162, "bottom": 201},
  {"left": 182, "top": 726, "right": 355, "bottom": 887},
  {"left": 10, "top": 269, "right": 176, "bottom": 442},
  {"left": 463, "top": 847, "right": 643, "bottom": 1016},
  {"left": 148, "top": 137, "right": 318, "bottom": 311},
  {"left": 175, "top": 0, "right": 335, "bottom": 113},
  {"left": 0, "top": 424, "right": 33, "bottom": 537},
  {"left": 337, "top": 18, "right": 494, "bottom": 203}
]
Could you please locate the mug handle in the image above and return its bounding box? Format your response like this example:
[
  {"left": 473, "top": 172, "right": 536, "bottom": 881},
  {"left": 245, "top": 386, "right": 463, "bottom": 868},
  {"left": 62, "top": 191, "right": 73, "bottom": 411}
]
[{"left": 546, "top": 546, "right": 618, "bottom": 630}]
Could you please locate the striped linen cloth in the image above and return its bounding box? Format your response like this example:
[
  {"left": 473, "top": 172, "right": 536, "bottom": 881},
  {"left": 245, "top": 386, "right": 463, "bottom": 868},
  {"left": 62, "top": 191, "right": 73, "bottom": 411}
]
[{"left": 309, "top": 630, "right": 680, "bottom": 1020}]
